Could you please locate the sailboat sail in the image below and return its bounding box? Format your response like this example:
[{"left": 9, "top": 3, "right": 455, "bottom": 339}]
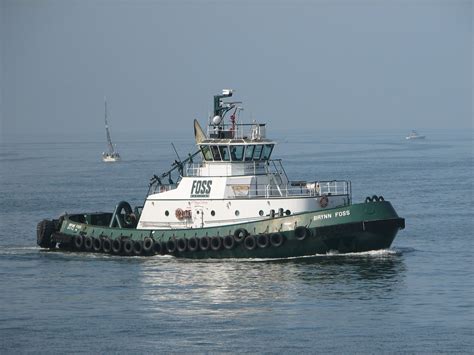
[
  {"left": 104, "top": 98, "right": 115, "bottom": 154},
  {"left": 102, "top": 97, "right": 121, "bottom": 162}
]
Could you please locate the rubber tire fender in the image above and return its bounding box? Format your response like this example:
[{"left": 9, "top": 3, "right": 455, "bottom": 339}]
[
  {"left": 153, "top": 240, "right": 164, "bottom": 255},
  {"left": 199, "top": 236, "right": 210, "bottom": 251},
  {"left": 166, "top": 238, "right": 177, "bottom": 253},
  {"left": 233, "top": 228, "right": 248, "bottom": 243},
  {"left": 244, "top": 235, "right": 257, "bottom": 250},
  {"left": 37, "top": 219, "right": 56, "bottom": 249},
  {"left": 210, "top": 236, "right": 223, "bottom": 251},
  {"left": 270, "top": 233, "right": 285, "bottom": 247},
  {"left": 112, "top": 238, "right": 122, "bottom": 254},
  {"left": 143, "top": 237, "right": 154, "bottom": 254},
  {"left": 365, "top": 196, "right": 372, "bottom": 203},
  {"left": 133, "top": 240, "right": 143, "bottom": 256},
  {"left": 92, "top": 237, "right": 102, "bottom": 252},
  {"left": 177, "top": 238, "right": 188, "bottom": 252},
  {"left": 223, "top": 235, "right": 235, "bottom": 250},
  {"left": 372, "top": 195, "right": 379, "bottom": 202},
  {"left": 256, "top": 234, "right": 270, "bottom": 248},
  {"left": 188, "top": 237, "right": 199, "bottom": 252},
  {"left": 84, "top": 236, "right": 93, "bottom": 251},
  {"left": 295, "top": 226, "right": 310, "bottom": 241},
  {"left": 123, "top": 239, "right": 134, "bottom": 256},
  {"left": 102, "top": 238, "right": 112, "bottom": 253},
  {"left": 74, "top": 234, "right": 84, "bottom": 250}
]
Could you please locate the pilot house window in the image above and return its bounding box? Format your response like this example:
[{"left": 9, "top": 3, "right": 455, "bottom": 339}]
[
  {"left": 230, "top": 145, "right": 245, "bottom": 161},
  {"left": 219, "top": 146, "right": 230, "bottom": 161}
]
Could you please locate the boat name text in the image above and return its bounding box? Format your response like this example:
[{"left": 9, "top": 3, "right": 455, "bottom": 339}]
[
  {"left": 313, "top": 210, "right": 350, "bottom": 221},
  {"left": 191, "top": 180, "right": 213, "bottom": 198}
]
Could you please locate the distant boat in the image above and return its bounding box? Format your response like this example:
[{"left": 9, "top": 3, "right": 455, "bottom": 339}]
[
  {"left": 406, "top": 130, "right": 425, "bottom": 140},
  {"left": 102, "top": 97, "right": 121, "bottom": 162}
]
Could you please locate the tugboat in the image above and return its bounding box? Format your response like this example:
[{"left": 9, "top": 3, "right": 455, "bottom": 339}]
[{"left": 37, "top": 90, "right": 405, "bottom": 258}]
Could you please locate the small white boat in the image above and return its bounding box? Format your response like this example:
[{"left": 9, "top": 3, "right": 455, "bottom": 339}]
[
  {"left": 102, "top": 98, "right": 121, "bottom": 162},
  {"left": 406, "top": 130, "right": 425, "bottom": 140}
]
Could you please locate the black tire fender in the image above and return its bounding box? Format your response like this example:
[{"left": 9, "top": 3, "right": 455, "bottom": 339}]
[
  {"left": 223, "top": 235, "right": 235, "bottom": 250},
  {"left": 199, "top": 236, "right": 210, "bottom": 251},
  {"left": 133, "top": 240, "right": 143, "bottom": 256},
  {"left": 233, "top": 228, "right": 248, "bottom": 243},
  {"left": 143, "top": 237, "right": 154, "bottom": 254},
  {"left": 295, "top": 226, "right": 310, "bottom": 241},
  {"left": 123, "top": 239, "right": 134, "bottom": 255},
  {"left": 188, "top": 237, "right": 199, "bottom": 252},
  {"left": 244, "top": 235, "right": 256, "bottom": 250},
  {"left": 270, "top": 233, "right": 285, "bottom": 247},
  {"left": 210, "top": 236, "right": 223, "bottom": 251},
  {"left": 256, "top": 234, "right": 270, "bottom": 248}
]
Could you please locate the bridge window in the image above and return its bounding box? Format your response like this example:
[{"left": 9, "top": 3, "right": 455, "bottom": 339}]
[
  {"left": 219, "top": 146, "right": 230, "bottom": 161},
  {"left": 261, "top": 144, "right": 274, "bottom": 160},
  {"left": 210, "top": 145, "right": 221, "bottom": 161},
  {"left": 244, "top": 145, "right": 255, "bottom": 161},
  {"left": 230, "top": 145, "right": 245, "bottom": 161},
  {"left": 200, "top": 145, "right": 213, "bottom": 161},
  {"left": 253, "top": 145, "right": 263, "bottom": 160}
]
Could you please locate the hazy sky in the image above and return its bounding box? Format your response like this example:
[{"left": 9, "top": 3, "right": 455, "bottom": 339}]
[{"left": 1, "top": 0, "right": 472, "bottom": 142}]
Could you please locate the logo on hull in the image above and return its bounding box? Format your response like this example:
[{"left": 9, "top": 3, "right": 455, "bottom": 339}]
[{"left": 191, "top": 180, "right": 213, "bottom": 198}]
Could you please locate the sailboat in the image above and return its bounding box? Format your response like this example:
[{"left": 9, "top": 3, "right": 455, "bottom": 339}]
[{"left": 102, "top": 97, "right": 121, "bottom": 162}]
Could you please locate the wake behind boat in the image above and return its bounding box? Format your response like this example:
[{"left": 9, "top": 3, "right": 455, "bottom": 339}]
[
  {"left": 37, "top": 90, "right": 405, "bottom": 259},
  {"left": 102, "top": 97, "right": 121, "bottom": 162}
]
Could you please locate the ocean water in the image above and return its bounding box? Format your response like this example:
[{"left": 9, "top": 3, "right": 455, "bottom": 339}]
[{"left": 0, "top": 129, "right": 472, "bottom": 353}]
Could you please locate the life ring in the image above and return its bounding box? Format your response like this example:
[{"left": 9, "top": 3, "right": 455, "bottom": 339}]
[
  {"left": 211, "top": 236, "right": 223, "bottom": 251},
  {"left": 295, "top": 226, "right": 310, "bottom": 241},
  {"left": 188, "top": 237, "right": 199, "bottom": 252},
  {"left": 123, "top": 239, "right": 134, "bottom": 255},
  {"left": 143, "top": 237, "right": 154, "bottom": 254},
  {"left": 74, "top": 234, "right": 84, "bottom": 250},
  {"left": 177, "top": 238, "right": 188, "bottom": 252},
  {"left": 270, "top": 233, "right": 285, "bottom": 247},
  {"left": 315, "top": 183, "right": 320, "bottom": 193},
  {"left": 319, "top": 195, "right": 329, "bottom": 208},
  {"left": 233, "top": 228, "right": 248, "bottom": 243},
  {"left": 133, "top": 240, "right": 143, "bottom": 256},
  {"left": 256, "top": 234, "right": 270, "bottom": 248},
  {"left": 223, "top": 235, "right": 235, "bottom": 250},
  {"left": 199, "top": 236, "right": 211, "bottom": 251},
  {"left": 244, "top": 235, "right": 256, "bottom": 250},
  {"left": 175, "top": 208, "right": 184, "bottom": 220}
]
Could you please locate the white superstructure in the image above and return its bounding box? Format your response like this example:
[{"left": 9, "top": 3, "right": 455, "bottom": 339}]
[{"left": 137, "top": 90, "right": 351, "bottom": 230}]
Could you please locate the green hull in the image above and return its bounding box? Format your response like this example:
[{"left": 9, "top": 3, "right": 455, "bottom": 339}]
[{"left": 38, "top": 201, "right": 404, "bottom": 259}]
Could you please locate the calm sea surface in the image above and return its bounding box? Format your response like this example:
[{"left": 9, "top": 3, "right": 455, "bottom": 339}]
[{"left": 0, "top": 129, "right": 472, "bottom": 353}]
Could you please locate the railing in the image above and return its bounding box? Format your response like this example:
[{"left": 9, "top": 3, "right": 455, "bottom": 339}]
[
  {"left": 226, "top": 180, "right": 351, "bottom": 199},
  {"left": 184, "top": 159, "right": 288, "bottom": 178}
]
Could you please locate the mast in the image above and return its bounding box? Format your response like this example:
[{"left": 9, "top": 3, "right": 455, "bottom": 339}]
[{"left": 104, "top": 97, "right": 115, "bottom": 154}]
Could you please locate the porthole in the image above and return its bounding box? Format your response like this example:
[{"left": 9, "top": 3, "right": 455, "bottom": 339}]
[
  {"left": 285, "top": 210, "right": 291, "bottom": 216},
  {"left": 211, "top": 210, "right": 215, "bottom": 216},
  {"left": 259, "top": 210, "right": 264, "bottom": 216},
  {"left": 165, "top": 210, "right": 169, "bottom": 216},
  {"left": 235, "top": 210, "right": 240, "bottom": 216}
]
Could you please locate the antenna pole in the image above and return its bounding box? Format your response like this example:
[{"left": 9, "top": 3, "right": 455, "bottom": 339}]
[{"left": 171, "top": 143, "right": 182, "bottom": 163}]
